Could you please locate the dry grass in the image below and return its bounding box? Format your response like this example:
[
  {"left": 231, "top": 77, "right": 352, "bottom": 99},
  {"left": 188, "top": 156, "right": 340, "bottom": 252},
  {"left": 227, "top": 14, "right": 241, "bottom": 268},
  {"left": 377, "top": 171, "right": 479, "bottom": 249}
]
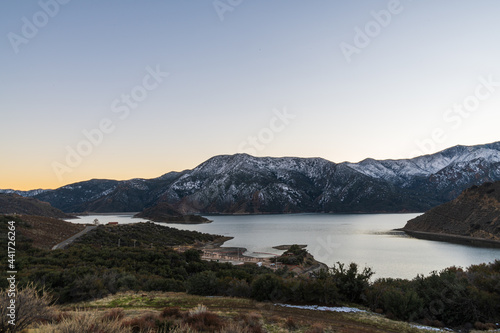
[
  {"left": 0, "top": 283, "right": 54, "bottom": 332},
  {"left": 284, "top": 316, "right": 297, "bottom": 330},
  {"left": 35, "top": 309, "right": 133, "bottom": 333},
  {"left": 47, "top": 291, "right": 447, "bottom": 333},
  {"left": 184, "top": 310, "right": 224, "bottom": 332},
  {"left": 305, "top": 322, "right": 325, "bottom": 333},
  {"left": 188, "top": 303, "right": 207, "bottom": 315}
]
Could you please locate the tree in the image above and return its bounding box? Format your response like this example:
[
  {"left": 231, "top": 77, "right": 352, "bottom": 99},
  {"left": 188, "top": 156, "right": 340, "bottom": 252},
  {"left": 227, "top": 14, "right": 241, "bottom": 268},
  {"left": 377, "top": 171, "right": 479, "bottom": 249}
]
[
  {"left": 330, "top": 262, "right": 374, "bottom": 303},
  {"left": 250, "top": 274, "right": 284, "bottom": 302},
  {"left": 186, "top": 271, "right": 218, "bottom": 296}
]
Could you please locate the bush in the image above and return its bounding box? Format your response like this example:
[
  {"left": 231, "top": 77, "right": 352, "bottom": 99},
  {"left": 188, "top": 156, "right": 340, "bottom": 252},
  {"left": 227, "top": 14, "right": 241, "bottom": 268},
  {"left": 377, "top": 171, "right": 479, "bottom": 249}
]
[
  {"left": 183, "top": 310, "right": 223, "bottom": 332},
  {"left": 414, "top": 269, "right": 477, "bottom": 325},
  {"left": 250, "top": 274, "right": 284, "bottom": 302},
  {"left": 184, "top": 249, "right": 202, "bottom": 262},
  {"left": 366, "top": 263, "right": 500, "bottom": 327},
  {"left": 123, "top": 313, "right": 157, "bottom": 333},
  {"left": 330, "top": 262, "right": 374, "bottom": 303},
  {"left": 161, "top": 306, "right": 183, "bottom": 319},
  {"left": 298, "top": 277, "right": 339, "bottom": 304},
  {"left": 219, "top": 277, "right": 251, "bottom": 298},
  {"left": 277, "top": 244, "right": 308, "bottom": 265},
  {"left": 0, "top": 283, "right": 54, "bottom": 332},
  {"left": 186, "top": 271, "right": 219, "bottom": 296},
  {"left": 235, "top": 312, "right": 264, "bottom": 333},
  {"left": 367, "top": 279, "right": 423, "bottom": 321}
]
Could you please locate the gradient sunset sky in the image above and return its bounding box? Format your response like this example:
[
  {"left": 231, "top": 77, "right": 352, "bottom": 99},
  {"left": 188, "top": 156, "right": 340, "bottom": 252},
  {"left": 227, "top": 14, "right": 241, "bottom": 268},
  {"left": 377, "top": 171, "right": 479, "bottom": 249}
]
[{"left": 2, "top": 0, "right": 500, "bottom": 190}]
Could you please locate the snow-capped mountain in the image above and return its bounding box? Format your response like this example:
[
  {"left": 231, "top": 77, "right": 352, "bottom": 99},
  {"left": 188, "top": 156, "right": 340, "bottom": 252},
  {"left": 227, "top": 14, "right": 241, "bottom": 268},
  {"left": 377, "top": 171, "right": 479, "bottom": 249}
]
[
  {"left": 156, "top": 154, "right": 422, "bottom": 214},
  {"left": 0, "top": 188, "right": 49, "bottom": 197},
  {"left": 346, "top": 142, "right": 500, "bottom": 187},
  {"left": 6, "top": 141, "right": 500, "bottom": 214}
]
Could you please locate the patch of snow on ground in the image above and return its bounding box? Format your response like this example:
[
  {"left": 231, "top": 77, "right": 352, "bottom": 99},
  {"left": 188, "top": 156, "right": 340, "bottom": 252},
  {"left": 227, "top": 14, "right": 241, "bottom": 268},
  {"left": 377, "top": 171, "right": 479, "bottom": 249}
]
[
  {"left": 275, "top": 304, "right": 455, "bottom": 332},
  {"left": 274, "top": 303, "right": 366, "bottom": 313},
  {"left": 410, "top": 324, "right": 451, "bottom": 332}
]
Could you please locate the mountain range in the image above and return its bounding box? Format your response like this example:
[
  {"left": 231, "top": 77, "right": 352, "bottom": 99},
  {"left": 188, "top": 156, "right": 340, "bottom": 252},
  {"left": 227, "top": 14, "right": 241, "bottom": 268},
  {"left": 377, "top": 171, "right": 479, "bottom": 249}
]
[{"left": 2, "top": 141, "right": 500, "bottom": 214}]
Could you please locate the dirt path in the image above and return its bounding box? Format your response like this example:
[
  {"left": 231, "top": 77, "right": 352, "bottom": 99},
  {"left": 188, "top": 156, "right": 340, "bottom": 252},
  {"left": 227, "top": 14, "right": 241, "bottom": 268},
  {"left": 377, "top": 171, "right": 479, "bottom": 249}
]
[{"left": 52, "top": 225, "right": 97, "bottom": 250}]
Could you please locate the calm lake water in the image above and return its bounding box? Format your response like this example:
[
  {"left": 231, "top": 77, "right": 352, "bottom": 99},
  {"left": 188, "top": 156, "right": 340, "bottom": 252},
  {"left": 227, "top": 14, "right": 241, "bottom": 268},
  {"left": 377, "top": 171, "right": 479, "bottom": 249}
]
[{"left": 66, "top": 213, "right": 500, "bottom": 280}]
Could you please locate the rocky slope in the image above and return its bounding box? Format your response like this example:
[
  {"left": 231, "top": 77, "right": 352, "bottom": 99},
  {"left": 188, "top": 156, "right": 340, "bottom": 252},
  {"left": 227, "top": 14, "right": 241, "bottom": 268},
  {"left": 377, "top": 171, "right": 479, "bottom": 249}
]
[
  {"left": 5, "top": 141, "right": 500, "bottom": 214},
  {"left": 403, "top": 181, "right": 500, "bottom": 241}
]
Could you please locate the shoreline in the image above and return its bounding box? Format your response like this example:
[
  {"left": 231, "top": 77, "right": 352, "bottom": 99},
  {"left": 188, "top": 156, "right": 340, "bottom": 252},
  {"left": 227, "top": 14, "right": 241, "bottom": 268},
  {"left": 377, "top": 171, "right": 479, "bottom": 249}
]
[
  {"left": 195, "top": 239, "right": 329, "bottom": 274},
  {"left": 399, "top": 229, "right": 500, "bottom": 248},
  {"left": 273, "top": 244, "right": 307, "bottom": 250}
]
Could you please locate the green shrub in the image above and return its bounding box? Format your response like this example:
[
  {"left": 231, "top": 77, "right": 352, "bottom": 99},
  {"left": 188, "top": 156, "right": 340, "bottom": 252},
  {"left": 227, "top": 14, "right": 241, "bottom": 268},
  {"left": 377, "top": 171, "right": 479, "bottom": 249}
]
[
  {"left": 277, "top": 244, "right": 308, "bottom": 265},
  {"left": 330, "top": 262, "right": 373, "bottom": 303},
  {"left": 368, "top": 279, "right": 423, "bottom": 321},
  {"left": 250, "top": 274, "right": 284, "bottom": 302},
  {"left": 186, "top": 271, "right": 218, "bottom": 296},
  {"left": 218, "top": 277, "right": 251, "bottom": 298}
]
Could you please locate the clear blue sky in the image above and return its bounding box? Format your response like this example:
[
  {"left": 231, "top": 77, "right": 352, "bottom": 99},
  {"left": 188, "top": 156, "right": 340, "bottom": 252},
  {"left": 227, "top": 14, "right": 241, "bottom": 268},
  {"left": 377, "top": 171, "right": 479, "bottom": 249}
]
[{"left": 2, "top": 0, "right": 500, "bottom": 189}]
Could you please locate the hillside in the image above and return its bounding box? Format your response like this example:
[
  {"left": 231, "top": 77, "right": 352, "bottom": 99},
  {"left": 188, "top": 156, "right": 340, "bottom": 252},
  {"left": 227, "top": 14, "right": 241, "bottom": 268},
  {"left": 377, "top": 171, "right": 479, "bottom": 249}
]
[
  {"left": 74, "top": 222, "right": 222, "bottom": 247},
  {"left": 5, "top": 141, "right": 500, "bottom": 214},
  {"left": 134, "top": 202, "right": 211, "bottom": 224},
  {"left": 0, "top": 215, "right": 85, "bottom": 250},
  {"left": 403, "top": 181, "right": 500, "bottom": 243},
  {"left": 0, "top": 193, "right": 74, "bottom": 218}
]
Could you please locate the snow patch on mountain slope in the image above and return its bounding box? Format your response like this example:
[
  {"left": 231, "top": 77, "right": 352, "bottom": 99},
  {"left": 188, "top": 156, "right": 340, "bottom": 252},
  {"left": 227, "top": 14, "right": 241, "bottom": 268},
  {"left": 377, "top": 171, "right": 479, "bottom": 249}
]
[
  {"left": 346, "top": 145, "right": 500, "bottom": 184},
  {"left": 0, "top": 189, "right": 50, "bottom": 197}
]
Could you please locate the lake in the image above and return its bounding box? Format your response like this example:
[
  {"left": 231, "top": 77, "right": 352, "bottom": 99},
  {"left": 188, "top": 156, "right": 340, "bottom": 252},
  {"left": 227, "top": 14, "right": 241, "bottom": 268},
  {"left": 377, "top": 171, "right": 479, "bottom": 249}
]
[{"left": 66, "top": 213, "right": 500, "bottom": 280}]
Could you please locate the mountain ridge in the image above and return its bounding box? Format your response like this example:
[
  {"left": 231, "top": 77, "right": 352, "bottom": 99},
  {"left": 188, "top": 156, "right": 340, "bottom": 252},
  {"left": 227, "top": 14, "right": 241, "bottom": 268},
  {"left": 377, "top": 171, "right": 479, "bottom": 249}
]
[
  {"left": 0, "top": 193, "right": 74, "bottom": 218},
  {"left": 3, "top": 141, "right": 500, "bottom": 214}
]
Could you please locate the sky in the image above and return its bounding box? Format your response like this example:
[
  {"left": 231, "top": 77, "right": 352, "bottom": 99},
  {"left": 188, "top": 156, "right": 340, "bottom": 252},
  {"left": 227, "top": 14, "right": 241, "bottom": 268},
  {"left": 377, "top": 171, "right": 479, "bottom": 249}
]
[{"left": 1, "top": 0, "right": 500, "bottom": 190}]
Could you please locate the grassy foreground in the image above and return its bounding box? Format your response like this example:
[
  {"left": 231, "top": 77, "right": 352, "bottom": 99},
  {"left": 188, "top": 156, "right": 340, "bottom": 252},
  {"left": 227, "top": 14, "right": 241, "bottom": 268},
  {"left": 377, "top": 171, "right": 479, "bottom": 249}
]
[{"left": 24, "top": 291, "right": 453, "bottom": 333}]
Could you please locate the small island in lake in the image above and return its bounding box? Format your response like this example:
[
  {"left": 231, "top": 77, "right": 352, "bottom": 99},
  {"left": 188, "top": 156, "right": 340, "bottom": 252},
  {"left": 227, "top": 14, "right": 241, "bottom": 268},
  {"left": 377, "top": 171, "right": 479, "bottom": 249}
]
[
  {"left": 272, "top": 244, "right": 307, "bottom": 250},
  {"left": 134, "top": 201, "right": 211, "bottom": 224}
]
